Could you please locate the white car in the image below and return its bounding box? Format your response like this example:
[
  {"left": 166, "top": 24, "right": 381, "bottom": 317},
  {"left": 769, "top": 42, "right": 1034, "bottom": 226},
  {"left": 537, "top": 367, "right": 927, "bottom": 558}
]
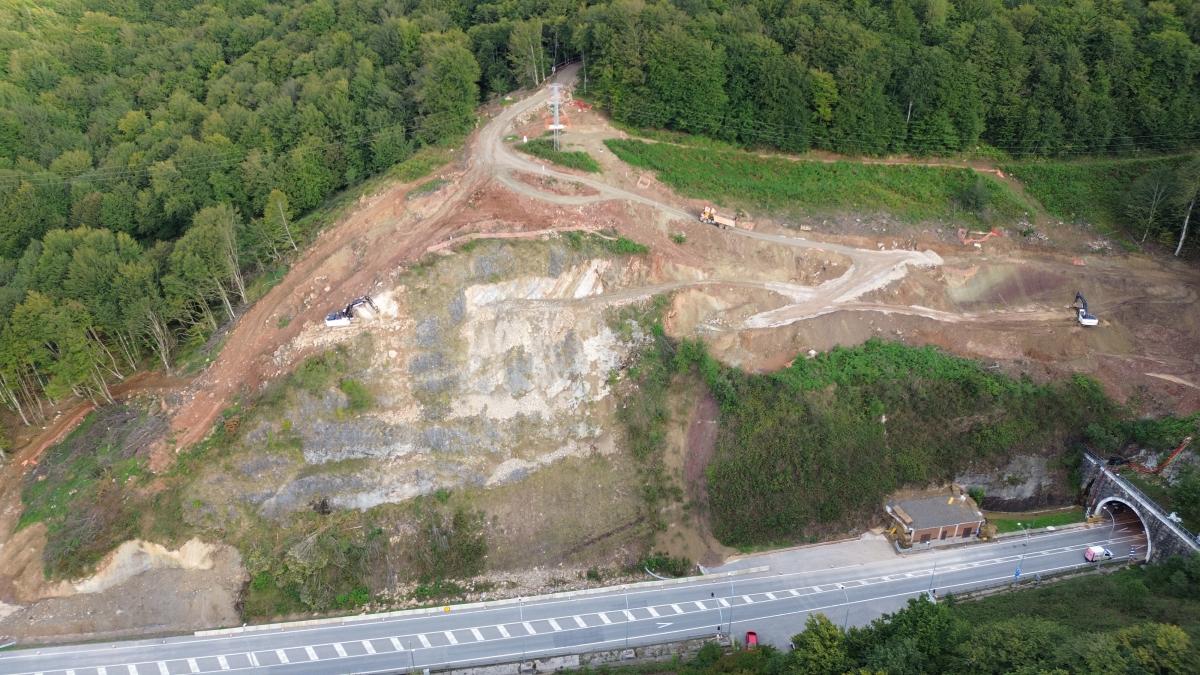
[{"left": 1084, "top": 545, "right": 1112, "bottom": 562}]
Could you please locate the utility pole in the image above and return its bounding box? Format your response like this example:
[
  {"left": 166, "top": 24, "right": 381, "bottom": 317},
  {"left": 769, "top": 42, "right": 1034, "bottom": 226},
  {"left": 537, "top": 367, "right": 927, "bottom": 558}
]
[{"left": 548, "top": 83, "right": 564, "bottom": 151}]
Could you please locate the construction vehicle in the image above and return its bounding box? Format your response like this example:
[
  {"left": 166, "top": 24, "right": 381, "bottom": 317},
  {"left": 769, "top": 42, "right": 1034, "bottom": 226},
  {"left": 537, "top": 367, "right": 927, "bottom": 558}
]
[
  {"left": 324, "top": 296, "right": 378, "bottom": 327},
  {"left": 1074, "top": 291, "right": 1099, "bottom": 326},
  {"left": 700, "top": 206, "right": 737, "bottom": 229}
]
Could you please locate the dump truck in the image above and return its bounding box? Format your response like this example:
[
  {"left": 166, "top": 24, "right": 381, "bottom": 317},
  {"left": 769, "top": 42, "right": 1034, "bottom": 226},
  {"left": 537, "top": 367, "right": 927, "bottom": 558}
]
[{"left": 700, "top": 206, "right": 736, "bottom": 229}]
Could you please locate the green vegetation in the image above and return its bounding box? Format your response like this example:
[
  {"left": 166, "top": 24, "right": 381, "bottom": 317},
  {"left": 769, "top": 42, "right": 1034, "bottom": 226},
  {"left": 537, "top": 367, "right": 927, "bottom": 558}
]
[
  {"left": 1004, "top": 156, "right": 1193, "bottom": 231},
  {"left": 563, "top": 230, "right": 649, "bottom": 256},
  {"left": 605, "top": 139, "right": 1029, "bottom": 223},
  {"left": 581, "top": 556, "right": 1200, "bottom": 674},
  {"left": 409, "top": 178, "right": 449, "bottom": 199},
  {"left": 18, "top": 405, "right": 157, "bottom": 578},
  {"left": 577, "top": 2, "right": 1200, "bottom": 158},
  {"left": 514, "top": 138, "right": 601, "bottom": 173},
  {"left": 337, "top": 378, "right": 373, "bottom": 414},
  {"left": 637, "top": 552, "right": 692, "bottom": 578},
  {"left": 989, "top": 508, "right": 1085, "bottom": 534}
]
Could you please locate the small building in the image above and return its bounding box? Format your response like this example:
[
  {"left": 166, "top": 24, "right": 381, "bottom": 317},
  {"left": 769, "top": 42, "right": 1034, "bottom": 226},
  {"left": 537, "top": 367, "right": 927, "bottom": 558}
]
[{"left": 887, "top": 493, "right": 984, "bottom": 546}]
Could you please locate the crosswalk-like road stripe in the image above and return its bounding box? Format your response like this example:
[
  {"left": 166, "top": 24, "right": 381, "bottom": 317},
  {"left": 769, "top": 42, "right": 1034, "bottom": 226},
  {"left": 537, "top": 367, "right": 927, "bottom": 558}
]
[
  {"left": 418, "top": 634, "right": 431, "bottom": 648},
  {"left": 306, "top": 646, "right": 318, "bottom": 660},
  {"left": 670, "top": 603, "right": 683, "bottom": 614},
  {"left": 217, "top": 655, "right": 230, "bottom": 670},
  {"left": 497, "top": 624, "right": 511, "bottom": 637},
  {"left": 598, "top": 612, "right": 612, "bottom": 624},
  {"left": 574, "top": 616, "right": 587, "bottom": 628},
  {"left": 334, "top": 643, "right": 348, "bottom": 657},
  {"left": 548, "top": 618, "right": 563, "bottom": 631},
  {"left": 522, "top": 621, "right": 536, "bottom": 634},
  {"left": 647, "top": 607, "right": 660, "bottom": 617},
  {"left": 766, "top": 592, "right": 777, "bottom": 600},
  {"left": 718, "top": 598, "right": 730, "bottom": 607},
  {"left": 189, "top": 657, "right": 200, "bottom": 671},
  {"left": 363, "top": 640, "right": 376, "bottom": 654},
  {"left": 444, "top": 631, "right": 459, "bottom": 645},
  {"left": 623, "top": 610, "right": 635, "bottom": 621},
  {"left": 694, "top": 601, "right": 707, "bottom": 610},
  {"left": 742, "top": 595, "right": 754, "bottom": 603},
  {"left": 471, "top": 627, "right": 484, "bottom": 641},
  {"left": 391, "top": 637, "right": 404, "bottom": 651},
  {"left": 158, "top": 662, "right": 170, "bottom": 675}
]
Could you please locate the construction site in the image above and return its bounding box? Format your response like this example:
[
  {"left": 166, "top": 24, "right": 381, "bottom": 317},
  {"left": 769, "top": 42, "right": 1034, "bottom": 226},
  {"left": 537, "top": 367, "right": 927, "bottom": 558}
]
[{"left": 1, "top": 64, "right": 1199, "bottom": 644}]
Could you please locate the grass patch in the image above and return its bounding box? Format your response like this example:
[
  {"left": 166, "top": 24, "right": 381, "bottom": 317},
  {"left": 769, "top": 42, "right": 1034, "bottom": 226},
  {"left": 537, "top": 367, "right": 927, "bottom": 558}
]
[
  {"left": 19, "top": 405, "right": 163, "bottom": 579},
  {"left": 514, "top": 138, "right": 601, "bottom": 173},
  {"left": 988, "top": 508, "right": 1085, "bottom": 534},
  {"left": 563, "top": 229, "right": 648, "bottom": 255},
  {"left": 408, "top": 177, "right": 448, "bottom": 199},
  {"left": 338, "top": 378, "right": 373, "bottom": 413},
  {"left": 1003, "top": 155, "right": 1191, "bottom": 230},
  {"left": 604, "top": 139, "right": 1031, "bottom": 223}
]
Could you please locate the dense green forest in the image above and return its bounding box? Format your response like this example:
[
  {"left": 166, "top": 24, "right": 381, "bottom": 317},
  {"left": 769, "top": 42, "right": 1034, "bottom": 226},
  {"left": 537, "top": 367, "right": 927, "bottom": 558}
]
[
  {"left": 3, "top": 0, "right": 1200, "bottom": 427},
  {"left": 587, "top": 555, "right": 1200, "bottom": 674}
]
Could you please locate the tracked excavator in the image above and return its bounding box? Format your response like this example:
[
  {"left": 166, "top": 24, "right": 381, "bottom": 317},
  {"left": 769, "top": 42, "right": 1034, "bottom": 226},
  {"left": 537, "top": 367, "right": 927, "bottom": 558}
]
[
  {"left": 1074, "top": 291, "right": 1099, "bottom": 326},
  {"left": 324, "top": 296, "right": 378, "bottom": 327}
]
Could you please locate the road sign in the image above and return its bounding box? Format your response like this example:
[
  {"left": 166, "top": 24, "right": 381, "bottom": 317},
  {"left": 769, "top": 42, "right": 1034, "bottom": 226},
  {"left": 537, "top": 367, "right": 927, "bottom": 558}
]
[{"left": 1014, "top": 566, "right": 1021, "bottom": 580}]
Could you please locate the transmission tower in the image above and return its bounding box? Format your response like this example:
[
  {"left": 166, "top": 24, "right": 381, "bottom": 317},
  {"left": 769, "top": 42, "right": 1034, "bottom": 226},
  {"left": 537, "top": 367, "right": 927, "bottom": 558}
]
[{"left": 548, "top": 83, "right": 564, "bottom": 150}]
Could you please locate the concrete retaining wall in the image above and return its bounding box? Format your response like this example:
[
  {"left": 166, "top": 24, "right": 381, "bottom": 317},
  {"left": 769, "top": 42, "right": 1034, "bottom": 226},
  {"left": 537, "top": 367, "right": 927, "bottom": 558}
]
[{"left": 444, "top": 636, "right": 719, "bottom": 674}]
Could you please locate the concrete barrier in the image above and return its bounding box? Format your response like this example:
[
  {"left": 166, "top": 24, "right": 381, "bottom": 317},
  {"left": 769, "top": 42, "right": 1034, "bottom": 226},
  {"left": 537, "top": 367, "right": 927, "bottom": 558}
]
[{"left": 196, "top": 566, "right": 770, "bottom": 637}]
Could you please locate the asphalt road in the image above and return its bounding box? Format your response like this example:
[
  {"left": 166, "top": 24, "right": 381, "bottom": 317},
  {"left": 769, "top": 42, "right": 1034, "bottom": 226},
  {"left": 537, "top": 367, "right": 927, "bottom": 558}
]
[{"left": 0, "top": 523, "right": 1144, "bottom": 675}]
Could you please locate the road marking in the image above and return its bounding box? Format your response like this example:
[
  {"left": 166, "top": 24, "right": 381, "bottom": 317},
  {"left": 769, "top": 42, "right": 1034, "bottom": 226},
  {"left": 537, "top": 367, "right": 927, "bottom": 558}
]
[
  {"left": 248, "top": 652, "right": 259, "bottom": 667},
  {"left": 471, "top": 627, "right": 485, "bottom": 641},
  {"left": 391, "top": 637, "right": 405, "bottom": 651},
  {"left": 693, "top": 601, "right": 707, "bottom": 610},
  {"left": 335, "top": 642, "right": 349, "bottom": 656},
  {"left": 363, "top": 640, "right": 376, "bottom": 654},
  {"left": 189, "top": 656, "right": 201, "bottom": 671},
  {"left": 598, "top": 612, "right": 612, "bottom": 624},
  {"left": 498, "top": 624, "right": 512, "bottom": 636},
  {"left": 523, "top": 621, "right": 536, "bottom": 634},
  {"left": 306, "top": 646, "right": 318, "bottom": 660},
  {"left": 217, "top": 655, "right": 229, "bottom": 670},
  {"left": 573, "top": 616, "right": 587, "bottom": 628},
  {"left": 129, "top": 666, "right": 139, "bottom": 675},
  {"left": 97, "top": 668, "right": 106, "bottom": 675},
  {"left": 812, "top": 585, "right": 823, "bottom": 592},
  {"left": 718, "top": 598, "right": 730, "bottom": 607},
  {"left": 789, "top": 589, "right": 800, "bottom": 596},
  {"left": 741, "top": 595, "right": 754, "bottom": 603},
  {"left": 418, "top": 634, "right": 431, "bottom": 648},
  {"left": 765, "top": 592, "right": 777, "bottom": 600},
  {"left": 670, "top": 603, "right": 683, "bottom": 614},
  {"left": 656, "top": 622, "right": 672, "bottom": 628},
  {"left": 646, "top": 606, "right": 660, "bottom": 617},
  {"left": 66, "top": 670, "right": 75, "bottom": 675},
  {"left": 158, "top": 661, "right": 170, "bottom": 675},
  {"left": 444, "top": 630, "right": 459, "bottom": 645},
  {"left": 622, "top": 610, "right": 635, "bottom": 621},
  {"left": 548, "top": 618, "right": 563, "bottom": 631}
]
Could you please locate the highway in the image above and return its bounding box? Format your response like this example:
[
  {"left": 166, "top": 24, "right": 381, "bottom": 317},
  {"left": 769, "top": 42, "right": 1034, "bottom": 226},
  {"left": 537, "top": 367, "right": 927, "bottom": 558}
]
[{"left": 0, "top": 522, "right": 1144, "bottom": 675}]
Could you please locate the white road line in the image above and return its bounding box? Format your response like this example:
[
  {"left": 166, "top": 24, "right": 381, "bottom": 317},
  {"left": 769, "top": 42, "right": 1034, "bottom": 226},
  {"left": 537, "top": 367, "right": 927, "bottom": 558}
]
[
  {"left": 622, "top": 610, "right": 635, "bottom": 621},
  {"left": 548, "top": 618, "right": 563, "bottom": 631},
  {"left": 248, "top": 652, "right": 259, "bottom": 667},
  {"left": 444, "top": 630, "right": 459, "bottom": 645},
  {"left": 418, "top": 634, "right": 431, "bottom": 648},
  {"left": 646, "top": 606, "right": 660, "bottom": 617},
  {"left": 718, "top": 598, "right": 730, "bottom": 607},
  {"left": 66, "top": 670, "right": 75, "bottom": 675},
  {"left": 670, "top": 603, "right": 683, "bottom": 614},
  {"left": 813, "top": 585, "right": 823, "bottom": 591},
  {"left": 217, "top": 655, "right": 229, "bottom": 670},
  {"left": 498, "top": 624, "right": 512, "bottom": 637},
  {"left": 765, "top": 592, "right": 777, "bottom": 600},
  {"left": 275, "top": 649, "right": 289, "bottom": 664},
  {"left": 363, "top": 640, "right": 376, "bottom": 654},
  {"left": 471, "top": 627, "right": 485, "bottom": 641},
  {"left": 129, "top": 666, "right": 139, "bottom": 675},
  {"left": 598, "top": 612, "right": 612, "bottom": 624},
  {"left": 305, "top": 646, "right": 318, "bottom": 660},
  {"left": 158, "top": 661, "right": 170, "bottom": 675},
  {"left": 789, "top": 589, "right": 800, "bottom": 596},
  {"left": 573, "top": 616, "right": 587, "bottom": 628},
  {"left": 189, "top": 656, "right": 201, "bottom": 671},
  {"left": 98, "top": 667, "right": 107, "bottom": 675},
  {"left": 694, "top": 601, "right": 707, "bottom": 610},
  {"left": 335, "top": 642, "right": 349, "bottom": 657},
  {"left": 522, "top": 621, "right": 536, "bottom": 634},
  {"left": 741, "top": 595, "right": 754, "bottom": 603},
  {"left": 391, "top": 637, "right": 404, "bottom": 651}
]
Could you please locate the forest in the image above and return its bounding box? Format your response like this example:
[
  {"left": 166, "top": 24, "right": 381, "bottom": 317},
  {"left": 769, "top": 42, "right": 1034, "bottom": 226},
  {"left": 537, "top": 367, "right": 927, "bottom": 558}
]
[{"left": 1, "top": 0, "right": 1200, "bottom": 427}]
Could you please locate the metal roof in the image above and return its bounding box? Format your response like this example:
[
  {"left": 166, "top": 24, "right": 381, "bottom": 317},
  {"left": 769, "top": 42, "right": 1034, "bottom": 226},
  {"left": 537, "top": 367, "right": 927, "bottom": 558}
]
[{"left": 888, "top": 495, "right": 983, "bottom": 529}]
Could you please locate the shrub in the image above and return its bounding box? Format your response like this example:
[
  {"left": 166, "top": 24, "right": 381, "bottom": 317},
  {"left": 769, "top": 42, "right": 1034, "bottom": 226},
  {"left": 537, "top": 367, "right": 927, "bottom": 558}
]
[
  {"left": 514, "top": 139, "right": 601, "bottom": 172},
  {"left": 338, "top": 378, "right": 373, "bottom": 413}
]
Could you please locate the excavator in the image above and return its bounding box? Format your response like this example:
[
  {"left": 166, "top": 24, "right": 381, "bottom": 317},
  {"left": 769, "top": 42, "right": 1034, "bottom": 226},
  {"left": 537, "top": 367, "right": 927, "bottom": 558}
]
[
  {"left": 1074, "top": 291, "right": 1099, "bottom": 326},
  {"left": 324, "top": 296, "right": 378, "bottom": 327}
]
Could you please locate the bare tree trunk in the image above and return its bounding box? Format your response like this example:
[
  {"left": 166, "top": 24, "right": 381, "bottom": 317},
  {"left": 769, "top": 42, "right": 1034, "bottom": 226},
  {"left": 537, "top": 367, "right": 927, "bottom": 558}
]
[
  {"left": 223, "top": 229, "right": 246, "bottom": 302},
  {"left": 91, "top": 363, "right": 114, "bottom": 404},
  {"left": 116, "top": 331, "right": 139, "bottom": 371},
  {"left": 0, "top": 372, "right": 30, "bottom": 425},
  {"left": 279, "top": 201, "right": 298, "bottom": 251},
  {"left": 146, "top": 309, "right": 174, "bottom": 373},
  {"left": 214, "top": 280, "right": 236, "bottom": 322},
  {"left": 88, "top": 327, "right": 124, "bottom": 379},
  {"left": 1176, "top": 197, "right": 1195, "bottom": 257}
]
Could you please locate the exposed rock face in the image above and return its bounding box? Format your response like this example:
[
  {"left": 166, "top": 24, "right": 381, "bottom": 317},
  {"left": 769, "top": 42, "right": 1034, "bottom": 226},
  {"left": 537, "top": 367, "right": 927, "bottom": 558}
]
[{"left": 956, "top": 454, "right": 1076, "bottom": 511}]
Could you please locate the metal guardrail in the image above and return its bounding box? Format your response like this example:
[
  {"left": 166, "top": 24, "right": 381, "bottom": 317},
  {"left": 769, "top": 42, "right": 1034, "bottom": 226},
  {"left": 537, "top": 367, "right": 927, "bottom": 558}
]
[{"left": 1084, "top": 452, "right": 1200, "bottom": 548}]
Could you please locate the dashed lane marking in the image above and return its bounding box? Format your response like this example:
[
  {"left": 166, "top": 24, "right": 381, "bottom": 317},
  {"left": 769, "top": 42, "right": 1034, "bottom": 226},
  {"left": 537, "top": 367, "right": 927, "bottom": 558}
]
[
  {"left": 522, "top": 621, "right": 536, "bottom": 635},
  {"left": 765, "top": 592, "right": 777, "bottom": 600},
  {"left": 498, "top": 624, "right": 512, "bottom": 636},
  {"left": 622, "top": 610, "right": 635, "bottom": 621},
  {"left": 418, "top": 635, "right": 431, "bottom": 649},
  {"left": 471, "top": 627, "right": 485, "bottom": 641},
  {"left": 670, "top": 603, "right": 683, "bottom": 614},
  {"left": 646, "top": 607, "right": 660, "bottom": 617},
  {"left": 391, "top": 637, "right": 405, "bottom": 651},
  {"left": 548, "top": 619, "right": 563, "bottom": 631},
  {"left": 97, "top": 668, "right": 106, "bottom": 675},
  {"left": 741, "top": 595, "right": 754, "bottom": 603},
  {"left": 158, "top": 661, "right": 169, "bottom": 675},
  {"left": 189, "top": 656, "right": 201, "bottom": 671},
  {"left": 363, "top": 640, "right": 376, "bottom": 654},
  {"left": 718, "top": 598, "right": 730, "bottom": 608},
  {"left": 693, "top": 601, "right": 707, "bottom": 610},
  {"left": 129, "top": 666, "right": 139, "bottom": 675},
  {"left": 788, "top": 589, "right": 800, "bottom": 596},
  {"left": 217, "top": 656, "right": 229, "bottom": 671},
  {"left": 444, "top": 631, "right": 459, "bottom": 645},
  {"left": 248, "top": 652, "right": 259, "bottom": 667},
  {"left": 335, "top": 642, "right": 349, "bottom": 656},
  {"left": 598, "top": 613, "right": 612, "bottom": 624},
  {"left": 573, "top": 616, "right": 587, "bottom": 628},
  {"left": 306, "top": 646, "right": 318, "bottom": 660}
]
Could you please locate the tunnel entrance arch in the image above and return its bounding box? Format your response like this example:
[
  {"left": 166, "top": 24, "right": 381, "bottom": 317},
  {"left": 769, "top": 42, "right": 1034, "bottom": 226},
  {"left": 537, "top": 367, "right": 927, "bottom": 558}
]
[{"left": 1090, "top": 497, "right": 1151, "bottom": 562}]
